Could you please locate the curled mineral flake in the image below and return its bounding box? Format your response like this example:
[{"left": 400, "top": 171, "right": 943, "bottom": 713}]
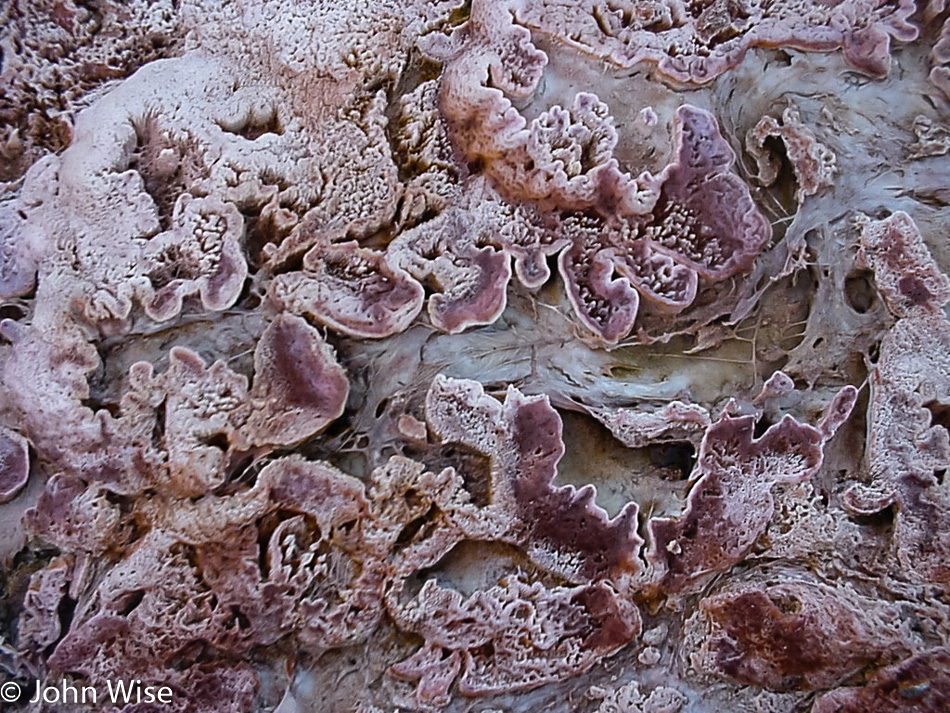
[
  {"left": 241, "top": 313, "right": 349, "bottom": 447},
  {"left": 270, "top": 241, "right": 425, "bottom": 338},
  {"left": 856, "top": 211, "right": 950, "bottom": 317},
  {"left": 139, "top": 193, "right": 247, "bottom": 321},
  {"left": 746, "top": 105, "right": 836, "bottom": 203},
  {"left": 514, "top": 0, "right": 918, "bottom": 84},
  {"left": 390, "top": 576, "right": 640, "bottom": 699},
  {"left": 688, "top": 577, "right": 911, "bottom": 690},
  {"left": 4, "top": 1, "right": 950, "bottom": 712},
  {"left": 425, "top": 375, "right": 645, "bottom": 584},
  {"left": 643, "top": 386, "right": 855, "bottom": 594}
]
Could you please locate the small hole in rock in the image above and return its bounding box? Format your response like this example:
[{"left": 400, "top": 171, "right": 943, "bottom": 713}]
[
  {"left": 395, "top": 506, "right": 435, "bottom": 548},
  {"left": 849, "top": 503, "right": 895, "bottom": 530},
  {"left": 0, "top": 304, "right": 26, "bottom": 321},
  {"left": 648, "top": 442, "right": 695, "bottom": 480},
  {"left": 203, "top": 432, "right": 230, "bottom": 451},
  {"left": 115, "top": 589, "right": 146, "bottom": 617},
  {"left": 844, "top": 270, "right": 876, "bottom": 314},
  {"left": 774, "top": 49, "right": 792, "bottom": 66}
]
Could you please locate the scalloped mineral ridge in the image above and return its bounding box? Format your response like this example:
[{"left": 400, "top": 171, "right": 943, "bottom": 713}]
[{"left": 2, "top": 1, "right": 950, "bottom": 712}]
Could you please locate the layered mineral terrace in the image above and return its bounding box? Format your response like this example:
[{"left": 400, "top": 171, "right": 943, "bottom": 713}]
[{"left": 2, "top": 1, "right": 950, "bottom": 712}]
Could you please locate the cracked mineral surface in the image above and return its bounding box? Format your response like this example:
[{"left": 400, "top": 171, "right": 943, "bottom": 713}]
[{"left": 2, "top": 1, "right": 950, "bottom": 712}]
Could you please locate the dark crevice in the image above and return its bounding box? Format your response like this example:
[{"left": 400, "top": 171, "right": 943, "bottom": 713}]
[
  {"left": 52, "top": 593, "right": 77, "bottom": 655},
  {"left": 924, "top": 400, "right": 950, "bottom": 433},
  {"left": 438, "top": 444, "right": 492, "bottom": 507},
  {"left": 80, "top": 395, "right": 120, "bottom": 418},
  {"left": 114, "top": 589, "right": 145, "bottom": 617},
  {"left": 759, "top": 134, "right": 798, "bottom": 218},
  {"left": 648, "top": 442, "right": 696, "bottom": 480},
  {"left": 242, "top": 207, "right": 293, "bottom": 272},
  {"left": 152, "top": 399, "right": 167, "bottom": 450},
  {"left": 213, "top": 450, "right": 261, "bottom": 496},
  {"left": 395, "top": 505, "right": 437, "bottom": 549},
  {"left": 445, "top": 0, "right": 473, "bottom": 27},
  {"left": 773, "top": 49, "right": 793, "bottom": 66},
  {"left": 848, "top": 503, "right": 896, "bottom": 531},
  {"left": 0, "top": 303, "right": 27, "bottom": 321},
  {"left": 753, "top": 415, "right": 775, "bottom": 439},
  {"left": 226, "top": 606, "right": 251, "bottom": 631},
  {"left": 844, "top": 269, "right": 877, "bottom": 314},
  {"left": 231, "top": 277, "right": 259, "bottom": 312},
  {"left": 201, "top": 432, "right": 230, "bottom": 451}
]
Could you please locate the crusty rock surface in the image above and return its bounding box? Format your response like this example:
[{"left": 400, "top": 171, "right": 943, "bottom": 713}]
[{"left": 2, "top": 1, "right": 950, "bottom": 712}]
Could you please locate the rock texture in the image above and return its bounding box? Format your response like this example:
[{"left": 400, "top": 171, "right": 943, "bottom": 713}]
[{"left": 1, "top": 1, "right": 950, "bottom": 712}]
